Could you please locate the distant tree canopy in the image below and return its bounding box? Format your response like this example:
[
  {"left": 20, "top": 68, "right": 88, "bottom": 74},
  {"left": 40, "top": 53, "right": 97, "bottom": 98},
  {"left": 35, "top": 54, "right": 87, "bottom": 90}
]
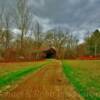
[{"left": 85, "top": 29, "right": 100, "bottom": 56}]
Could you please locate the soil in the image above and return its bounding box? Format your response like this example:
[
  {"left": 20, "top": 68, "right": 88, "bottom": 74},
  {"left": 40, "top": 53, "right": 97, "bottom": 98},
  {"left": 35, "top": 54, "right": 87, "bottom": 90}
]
[{"left": 0, "top": 60, "right": 84, "bottom": 100}]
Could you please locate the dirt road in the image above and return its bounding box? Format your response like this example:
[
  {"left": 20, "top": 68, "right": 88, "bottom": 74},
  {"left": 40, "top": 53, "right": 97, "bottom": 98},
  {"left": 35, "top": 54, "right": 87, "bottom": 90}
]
[{"left": 0, "top": 60, "right": 84, "bottom": 100}]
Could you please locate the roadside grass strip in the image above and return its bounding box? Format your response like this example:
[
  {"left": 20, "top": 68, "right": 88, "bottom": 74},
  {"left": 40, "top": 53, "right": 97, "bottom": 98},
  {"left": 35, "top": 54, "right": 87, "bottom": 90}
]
[
  {"left": 0, "top": 62, "right": 49, "bottom": 91},
  {"left": 62, "top": 61, "right": 100, "bottom": 100}
]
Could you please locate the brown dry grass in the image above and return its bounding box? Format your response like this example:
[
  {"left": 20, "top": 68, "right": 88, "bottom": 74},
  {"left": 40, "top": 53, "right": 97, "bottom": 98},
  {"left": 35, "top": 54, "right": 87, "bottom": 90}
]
[
  {"left": 0, "top": 61, "right": 42, "bottom": 76},
  {"left": 1, "top": 60, "right": 84, "bottom": 100}
]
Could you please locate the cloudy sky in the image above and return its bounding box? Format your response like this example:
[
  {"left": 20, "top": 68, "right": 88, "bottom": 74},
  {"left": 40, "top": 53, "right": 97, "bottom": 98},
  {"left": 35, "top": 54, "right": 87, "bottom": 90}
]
[
  {"left": 0, "top": 0, "right": 100, "bottom": 41},
  {"left": 29, "top": 0, "right": 100, "bottom": 31},
  {"left": 31, "top": 0, "right": 100, "bottom": 42}
]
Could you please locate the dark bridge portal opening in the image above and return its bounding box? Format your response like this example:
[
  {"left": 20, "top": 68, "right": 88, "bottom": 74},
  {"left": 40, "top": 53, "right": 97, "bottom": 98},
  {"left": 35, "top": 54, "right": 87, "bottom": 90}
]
[{"left": 43, "top": 48, "right": 56, "bottom": 59}]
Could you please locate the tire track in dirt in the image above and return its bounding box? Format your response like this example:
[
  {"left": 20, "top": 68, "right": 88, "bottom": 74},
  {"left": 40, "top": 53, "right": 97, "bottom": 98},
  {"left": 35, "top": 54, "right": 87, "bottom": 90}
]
[{"left": 0, "top": 60, "right": 84, "bottom": 100}]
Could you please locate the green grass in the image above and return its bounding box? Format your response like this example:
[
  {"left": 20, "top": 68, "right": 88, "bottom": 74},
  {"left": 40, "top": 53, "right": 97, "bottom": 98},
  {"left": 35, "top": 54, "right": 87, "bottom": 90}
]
[
  {"left": 0, "top": 61, "right": 50, "bottom": 91},
  {"left": 0, "top": 62, "right": 39, "bottom": 77},
  {"left": 62, "top": 60, "right": 100, "bottom": 100}
]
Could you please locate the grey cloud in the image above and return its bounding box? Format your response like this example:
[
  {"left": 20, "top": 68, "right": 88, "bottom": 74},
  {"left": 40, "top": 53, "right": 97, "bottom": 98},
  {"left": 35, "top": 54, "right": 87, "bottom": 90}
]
[
  {"left": 30, "top": 0, "right": 100, "bottom": 32},
  {"left": 0, "top": 0, "right": 100, "bottom": 37}
]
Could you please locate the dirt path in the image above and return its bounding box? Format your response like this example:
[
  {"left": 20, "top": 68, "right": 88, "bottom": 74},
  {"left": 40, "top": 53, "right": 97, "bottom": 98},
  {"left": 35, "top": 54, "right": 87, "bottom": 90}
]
[{"left": 0, "top": 60, "right": 84, "bottom": 100}]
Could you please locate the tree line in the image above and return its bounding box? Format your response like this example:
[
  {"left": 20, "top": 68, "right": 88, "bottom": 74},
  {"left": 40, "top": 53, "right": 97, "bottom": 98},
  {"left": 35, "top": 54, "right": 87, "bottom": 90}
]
[{"left": 0, "top": 0, "right": 100, "bottom": 61}]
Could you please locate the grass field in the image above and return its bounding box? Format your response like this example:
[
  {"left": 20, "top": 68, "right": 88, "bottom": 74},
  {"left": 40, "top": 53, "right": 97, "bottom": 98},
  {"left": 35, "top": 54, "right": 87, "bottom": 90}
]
[
  {"left": 0, "top": 60, "right": 50, "bottom": 92},
  {"left": 62, "top": 60, "right": 100, "bottom": 100},
  {"left": 0, "top": 62, "right": 41, "bottom": 77},
  {"left": 0, "top": 60, "right": 83, "bottom": 100},
  {"left": 0, "top": 60, "right": 100, "bottom": 100}
]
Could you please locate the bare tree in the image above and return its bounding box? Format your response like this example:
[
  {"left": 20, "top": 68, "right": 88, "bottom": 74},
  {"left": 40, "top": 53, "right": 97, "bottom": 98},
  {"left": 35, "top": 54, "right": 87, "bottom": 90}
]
[
  {"left": 54, "top": 31, "right": 68, "bottom": 59},
  {"left": 0, "top": 6, "right": 5, "bottom": 58},
  {"left": 0, "top": 5, "right": 5, "bottom": 45},
  {"left": 0, "top": 4, "right": 12, "bottom": 50},
  {"left": 45, "top": 28, "right": 69, "bottom": 59},
  {"left": 34, "top": 21, "right": 43, "bottom": 48},
  {"left": 32, "top": 21, "right": 43, "bottom": 60},
  {"left": 15, "top": 0, "right": 31, "bottom": 51},
  {"left": 3, "top": 8, "right": 12, "bottom": 49},
  {"left": 45, "top": 28, "right": 80, "bottom": 59}
]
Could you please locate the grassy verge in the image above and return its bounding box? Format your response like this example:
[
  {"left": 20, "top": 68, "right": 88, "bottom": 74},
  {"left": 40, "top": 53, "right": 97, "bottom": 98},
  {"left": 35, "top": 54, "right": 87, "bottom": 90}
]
[
  {"left": 62, "top": 60, "right": 100, "bottom": 100},
  {"left": 0, "top": 61, "right": 50, "bottom": 91}
]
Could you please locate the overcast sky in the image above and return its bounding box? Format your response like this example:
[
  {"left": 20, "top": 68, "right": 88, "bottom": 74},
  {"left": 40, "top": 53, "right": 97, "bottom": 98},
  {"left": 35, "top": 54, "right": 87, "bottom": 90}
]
[
  {"left": 29, "top": 0, "right": 100, "bottom": 30},
  {"left": 0, "top": 0, "right": 100, "bottom": 41}
]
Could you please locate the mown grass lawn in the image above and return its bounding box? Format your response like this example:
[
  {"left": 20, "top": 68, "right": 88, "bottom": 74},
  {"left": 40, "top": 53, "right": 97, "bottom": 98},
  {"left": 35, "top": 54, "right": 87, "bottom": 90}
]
[
  {"left": 0, "top": 60, "right": 50, "bottom": 92},
  {"left": 62, "top": 60, "right": 100, "bottom": 100}
]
